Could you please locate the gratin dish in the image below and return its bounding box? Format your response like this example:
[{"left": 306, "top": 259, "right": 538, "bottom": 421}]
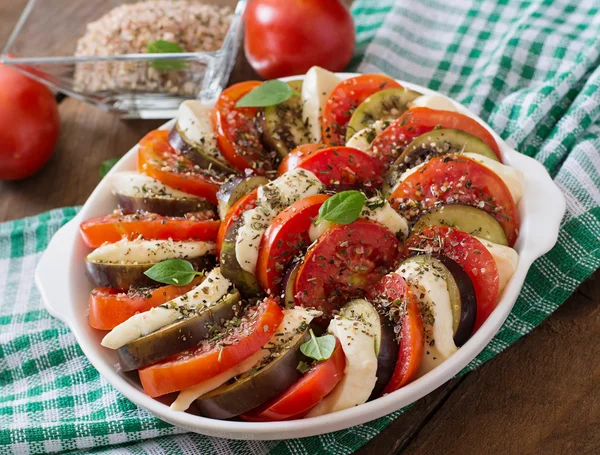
[
  {"left": 35, "top": 74, "right": 565, "bottom": 440},
  {"left": 1, "top": 0, "right": 246, "bottom": 118}
]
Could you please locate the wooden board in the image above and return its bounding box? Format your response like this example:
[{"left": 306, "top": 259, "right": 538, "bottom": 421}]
[{"left": 1, "top": 1, "right": 599, "bottom": 454}]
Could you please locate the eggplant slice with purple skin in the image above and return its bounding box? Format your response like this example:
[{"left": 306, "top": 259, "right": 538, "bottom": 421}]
[
  {"left": 436, "top": 255, "right": 477, "bottom": 346},
  {"left": 194, "top": 315, "right": 311, "bottom": 419},
  {"left": 168, "top": 124, "right": 236, "bottom": 175},
  {"left": 116, "top": 192, "right": 215, "bottom": 217},
  {"left": 216, "top": 174, "right": 269, "bottom": 220},
  {"left": 117, "top": 290, "right": 242, "bottom": 371}
]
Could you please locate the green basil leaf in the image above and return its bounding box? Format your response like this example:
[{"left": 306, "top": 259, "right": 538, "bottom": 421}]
[
  {"left": 300, "top": 329, "right": 336, "bottom": 361},
  {"left": 235, "top": 80, "right": 294, "bottom": 107},
  {"left": 296, "top": 361, "right": 312, "bottom": 374},
  {"left": 316, "top": 190, "right": 366, "bottom": 225},
  {"left": 143, "top": 259, "right": 201, "bottom": 286},
  {"left": 99, "top": 157, "right": 120, "bottom": 178},
  {"left": 147, "top": 39, "right": 186, "bottom": 71}
]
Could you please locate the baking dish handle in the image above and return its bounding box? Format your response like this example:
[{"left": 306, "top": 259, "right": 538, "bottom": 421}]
[{"left": 35, "top": 218, "right": 79, "bottom": 323}]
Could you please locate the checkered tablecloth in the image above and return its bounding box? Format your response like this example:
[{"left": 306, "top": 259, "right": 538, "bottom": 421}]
[{"left": 1, "top": 0, "right": 599, "bottom": 453}]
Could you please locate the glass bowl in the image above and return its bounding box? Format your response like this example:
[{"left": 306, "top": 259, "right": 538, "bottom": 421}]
[{"left": 1, "top": 0, "right": 246, "bottom": 118}]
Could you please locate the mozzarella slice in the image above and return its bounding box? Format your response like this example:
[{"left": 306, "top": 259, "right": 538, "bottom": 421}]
[
  {"left": 393, "top": 154, "right": 524, "bottom": 204},
  {"left": 101, "top": 268, "right": 230, "bottom": 349},
  {"left": 306, "top": 312, "right": 378, "bottom": 417},
  {"left": 170, "top": 307, "right": 320, "bottom": 411},
  {"left": 361, "top": 199, "right": 409, "bottom": 239},
  {"left": 398, "top": 261, "right": 457, "bottom": 377},
  {"left": 302, "top": 66, "right": 340, "bottom": 142},
  {"left": 345, "top": 120, "right": 387, "bottom": 152},
  {"left": 462, "top": 153, "right": 524, "bottom": 203},
  {"left": 308, "top": 220, "right": 332, "bottom": 243},
  {"left": 236, "top": 169, "right": 324, "bottom": 275},
  {"left": 87, "top": 238, "right": 214, "bottom": 264},
  {"left": 109, "top": 171, "right": 198, "bottom": 199},
  {"left": 475, "top": 237, "right": 519, "bottom": 294},
  {"left": 408, "top": 94, "right": 457, "bottom": 112},
  {"left": 176, "top": 100, "right": 225, "bottom": 164}
]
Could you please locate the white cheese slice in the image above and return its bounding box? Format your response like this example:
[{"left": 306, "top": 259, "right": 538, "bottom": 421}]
[
  {"left": 306, "top": 313, "right": 378, "bottom": 417},
  {"left": 302, "top": 66, "right": 340, "bottom": 142},
  {"left": 392, "top": 153, "right": 524, "bottom": 204},
  {"left": 101, "top": 268, "right": 230, "bottom": 349},
  {"left": 176, "top": 100, "right": 225, "bottom": 164},
  {"left": 462, "top": 152, "right": 524, "bottom": 203},
  {"left": 236, "top": 169, "right": 324, "bottom": 275},
  {"left": 170, "top": 307, "right": 320, "bottom": 411},
  {"left": 398, "top": 261, "right": 457, "bottom": 377},
  {"left": 475, "top": 237, "right": 519, "bottom": 294},
  {"left": 408, "top": 95, "right": 457, "bottom": 112},
  {"left": 87, "top": 238, "right": 214, "bottom": 264},
  {"left": 109, "top": 171, "right": 198, "bottom": 199},
  {"left": 345, "top": 120, "right": 387, "bottom": 152}
]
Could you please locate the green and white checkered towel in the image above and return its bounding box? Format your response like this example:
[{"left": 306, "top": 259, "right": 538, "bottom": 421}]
[{"left": 2, "top": 1, "right": 600, "bottom": 453}]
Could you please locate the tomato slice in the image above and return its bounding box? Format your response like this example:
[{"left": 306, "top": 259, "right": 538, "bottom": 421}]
[
  {"left": 389, "top": 155, "right": 519, "bottom": 246},
  {"left": 295, "top": 146, "right": 382, "bottom": 190},
  {"left": 322, "top": 74, "right": 402, "bottom": 146},
  {"left": 277, "top": 143, "right": 327, "bottom": 176},
  {"left": 368, "top": 273, "right": 424, "bottom": 394},
  {"left": 79, "top": 211, "right": 219, "bottom": 248},
  {"left": 369, "top": 107, "right": 502, "bottom": 169},
  {"left": 88, "top": 277, "right": 204, "bottom": 331},
  {"left": 139, "top": 297, "right": 283, "bottom": 397},
  {"left": 403, "top": 225, "right": 499, "bottom": 331},
  {"left": 257, "top": 194, "right": 330, "bottom": 295},
  {"left": 216, "top": 188, "right": 259, "bottom": 255},
  {"left": 295, "top": 219, "right": 401, "bottom": 316},
  {"left": 241, "top": 339, "right": 346, "bottom": 421},
  {"left": 212, "top": 81, "right": 275, "bottom": 174},
  {"left": 138, "top": 130, "right": 224, "bottom": 204}
]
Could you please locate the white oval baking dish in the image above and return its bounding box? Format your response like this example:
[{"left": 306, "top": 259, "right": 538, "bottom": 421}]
[{"left": 35, "top": 74, "right": 565, "bottom": 440}]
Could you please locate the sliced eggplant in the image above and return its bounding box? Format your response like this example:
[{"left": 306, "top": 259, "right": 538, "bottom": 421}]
[
  {"left": 194, "top": 309, "right": 312, "bottom": 419},
  {"left": 340, "top": 299, "right": 399, "bottom": 400},
  {"left": 216, "top": 174, "right": 269, "bottom": 220},
  {"left": 169, "top": 125, "right": 235, "bottom": 175},
  {"left": 116, "top": 193, "right": 214, "bottom": 217},
  {"left": 262, "top": 80, "right": 310, "bottom": 158},
  {"left": 281, "top": 260, "right": 301, "bottom": 309},
  {"left": 400, "top": 255, "right": 476, "bottom": 348},
  {"left": 412, "top": 204, "right": 509, "bottom": 246},
  {"left": 346, "top": 87, "right": 422, "bottom": 140},
  {"left": 220, "top": 217, "right": 263, "bottom": 297},
  {"left": 85, "top": 239, "right": 216, "bottom": 290},
  {"left": 117, "top": 291, "right": 241, "bottom": 371},
  {"left": 383, "top": 128, "right": 499, "bottom": 196},
  {"left": 436, "top": 256, "right": 477, "bottom": 346}
]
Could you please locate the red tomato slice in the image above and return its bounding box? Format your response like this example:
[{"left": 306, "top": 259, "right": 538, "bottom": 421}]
[
  {"left": 139, "top": 297, "right": 283, "bottom": 397},
  {"left": 241, "top": 339, "right": 346, "bottom": 421},
  {"left": 322, "top": 74, "right": 402, "bottom": 146},
  {"left": 257, "top": 194, "right": 330, "bottom": 295},
  {"left": 212, "top": 81, "right": 275, "bottom": 174},
  {"left": 369, "top": 107, "right": 502, "bottom": 169},
  {"left": 216, "top": 189, "right": 259, "bottom": 256},
  {"left": 277, "top": 143, "right": 327, "bottom": 176},
  {"left": 403, "top": 226, "right": 499, "bottom": 331},
  {"left": 79, "top": 211, "right": 219, "bottom": 248},
  {"left": 138, "top": 130, "right": 224, "bottom": 204},
  {"left": 295, "top": 219, "right": 401, "bottom": 316},
  {"left": 295, "top": 146, "right": 382, "bottom": 190},
  {"left": 368, "top": 273, "right": 424, "bottom": 394},
  {"left": 88, "top": 277, "right": 204, "bottom": 331},
  {"left": 389, "top": 155, "right": 519, "bottom": 246}
]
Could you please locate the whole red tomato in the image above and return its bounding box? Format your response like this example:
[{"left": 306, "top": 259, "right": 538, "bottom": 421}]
[
  {"left": 244, "top": 0, "right": 355, "bottom": 79},
  {"left": 0, "top": 63, "right": 60, "bottom": 181}
]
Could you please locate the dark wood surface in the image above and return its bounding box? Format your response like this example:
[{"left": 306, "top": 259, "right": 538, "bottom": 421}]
[{"left": 1, "top": 2, "right": 599, "bottom": 454}]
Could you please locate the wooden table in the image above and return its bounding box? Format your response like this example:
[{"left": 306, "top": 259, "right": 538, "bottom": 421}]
[{"left": 1, "top": 2, "right": 599, "bottom": 454}]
